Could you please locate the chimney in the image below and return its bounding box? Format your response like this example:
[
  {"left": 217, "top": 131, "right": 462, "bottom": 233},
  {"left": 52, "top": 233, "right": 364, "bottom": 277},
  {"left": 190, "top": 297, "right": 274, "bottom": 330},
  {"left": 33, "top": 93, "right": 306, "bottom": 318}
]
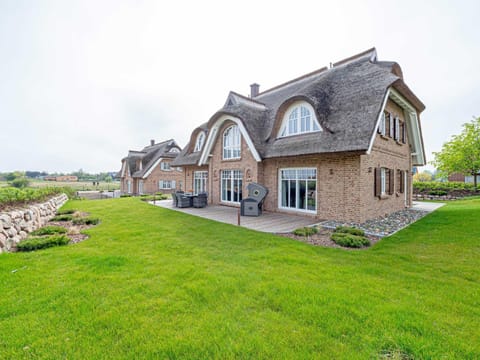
[
  {"left": 150, "top": 139, "right": 155, "bottom": 146},
  {"left": 250, "top": 83, "right": 260, "bottom": 98}
]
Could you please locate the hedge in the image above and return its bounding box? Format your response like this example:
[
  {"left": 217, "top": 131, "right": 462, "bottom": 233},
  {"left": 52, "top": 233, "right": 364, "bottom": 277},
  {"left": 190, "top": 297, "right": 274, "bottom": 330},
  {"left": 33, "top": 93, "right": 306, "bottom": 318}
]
[{"left": 0, "top": 187, "right": 74, "bottom": 209}]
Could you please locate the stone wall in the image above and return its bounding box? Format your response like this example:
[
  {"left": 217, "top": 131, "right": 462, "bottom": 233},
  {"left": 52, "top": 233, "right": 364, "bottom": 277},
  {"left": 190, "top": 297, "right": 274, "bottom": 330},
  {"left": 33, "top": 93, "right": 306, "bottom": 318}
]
[{"left": 0, "top": 194, "right": 68, "bottom": 253}]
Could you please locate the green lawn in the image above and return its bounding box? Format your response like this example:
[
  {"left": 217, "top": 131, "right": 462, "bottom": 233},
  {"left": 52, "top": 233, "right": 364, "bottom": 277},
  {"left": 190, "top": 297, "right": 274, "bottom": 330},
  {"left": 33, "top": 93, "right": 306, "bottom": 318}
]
[{"left": 0, "top": 198, "right": 479, "bottom": 359}]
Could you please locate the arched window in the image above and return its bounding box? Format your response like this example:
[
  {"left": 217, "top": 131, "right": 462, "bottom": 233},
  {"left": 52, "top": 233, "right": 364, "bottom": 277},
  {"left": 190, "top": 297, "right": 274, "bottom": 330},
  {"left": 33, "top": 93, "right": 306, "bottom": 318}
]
[
  {"left": 194, "top": 132, "right": 205, "bottom": 152},
  {"left": 223, "top": 125, "right": 241, "bottom": 159},
  {"left": 279, "top": 102, "right": 321, "bottom": 137}
]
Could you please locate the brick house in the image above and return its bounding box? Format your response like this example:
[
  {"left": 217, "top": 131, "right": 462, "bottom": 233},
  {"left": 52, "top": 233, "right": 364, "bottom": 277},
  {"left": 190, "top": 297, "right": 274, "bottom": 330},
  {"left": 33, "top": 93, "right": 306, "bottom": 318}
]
[
  {"left": 120, "top": 139, "right": 183, "bottom": 195},
  {"left": 172, "top": 48, "right": 426, "bottom": 223}
]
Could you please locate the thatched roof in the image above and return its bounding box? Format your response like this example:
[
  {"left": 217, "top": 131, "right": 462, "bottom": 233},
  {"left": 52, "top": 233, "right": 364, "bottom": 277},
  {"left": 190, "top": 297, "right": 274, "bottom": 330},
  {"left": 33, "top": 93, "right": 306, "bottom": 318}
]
[
  {"left": 173, "top": 48, "right": 425, "bottom": 164},
  {"left": 121, "top": 139, "right": 181, "bottom": 178}
]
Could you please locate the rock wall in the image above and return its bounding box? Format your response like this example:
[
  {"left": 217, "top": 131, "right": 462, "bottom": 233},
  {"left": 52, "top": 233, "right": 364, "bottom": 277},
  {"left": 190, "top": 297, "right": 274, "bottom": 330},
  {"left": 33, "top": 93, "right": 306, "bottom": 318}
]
[{"left": 0, "top": 194, "right": 68, "bottom": 253}]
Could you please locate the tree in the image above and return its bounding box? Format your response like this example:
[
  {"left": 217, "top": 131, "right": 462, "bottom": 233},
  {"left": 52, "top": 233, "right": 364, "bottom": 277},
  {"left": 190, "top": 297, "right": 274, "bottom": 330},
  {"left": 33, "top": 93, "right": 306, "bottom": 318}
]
[
  {"left": 413, "top": 171, "right": 432, "bottom": 182},
  {"left": 433, "top": 117, "right": 480, "bottom": 189}
]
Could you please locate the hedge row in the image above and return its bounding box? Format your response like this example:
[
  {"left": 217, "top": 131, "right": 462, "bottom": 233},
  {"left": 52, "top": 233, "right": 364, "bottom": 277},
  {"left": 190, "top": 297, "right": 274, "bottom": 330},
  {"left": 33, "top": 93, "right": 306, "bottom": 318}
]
[
  {"left": 0, "top": 187, "right": 74, "bottom": 209},
  {"left": 413, "top": 181, "right": 477, "bottom": 193}
]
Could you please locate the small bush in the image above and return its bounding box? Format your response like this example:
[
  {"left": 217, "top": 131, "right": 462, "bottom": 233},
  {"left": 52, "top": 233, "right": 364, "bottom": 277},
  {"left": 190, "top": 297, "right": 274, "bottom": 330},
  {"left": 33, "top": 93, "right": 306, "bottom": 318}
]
[
  {"left": 120, "top": 194, "right": 132, "bottom": 198},
  {"left": 51, "top": 214, "right": 73, "bottom": 222},
  {"left": 56, "top": 208, "right": 76, "bottom": 215},
  {"left": 72, "top": 217, "right": 100, "bottom": 225},
  {"left": 139, "top": 194, "right": 168, "bottom": 201},
  {"left": 17, "top": 235, "right": 70, "bottom": 251},
  {"left": 30, "top": 226, "right": 67, "bottom": 236},
  {"left": 335, "top": 226, "right": 365, "bottom": 236},
  {"left": 293, "top": 226, "right": 318, "bottom": 237},
  {"left": 10, "top": 178, "right": 30, "bottom": 188},
  {"left": 331, "top": 233, "right": 370, "bottom": 248}
]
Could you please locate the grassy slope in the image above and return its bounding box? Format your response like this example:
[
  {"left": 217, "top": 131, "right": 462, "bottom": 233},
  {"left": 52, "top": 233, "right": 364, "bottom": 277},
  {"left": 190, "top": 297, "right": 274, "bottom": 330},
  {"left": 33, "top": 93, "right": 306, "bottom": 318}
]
[{"left": 0, "top": 198, "right": 479, "bottom": 359}]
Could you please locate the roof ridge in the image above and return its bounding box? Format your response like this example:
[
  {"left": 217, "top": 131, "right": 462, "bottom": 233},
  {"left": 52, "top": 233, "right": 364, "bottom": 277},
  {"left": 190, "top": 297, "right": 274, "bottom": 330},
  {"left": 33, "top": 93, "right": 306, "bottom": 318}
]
[
  {"left": 229, "top": 91, "right": 266, "bottom": 106},
  {"left": 332, "top": 47, "right": 377, "bottom": 67},
  {"left": 255, "top": 66, "right": 328, "bottom": 98}
]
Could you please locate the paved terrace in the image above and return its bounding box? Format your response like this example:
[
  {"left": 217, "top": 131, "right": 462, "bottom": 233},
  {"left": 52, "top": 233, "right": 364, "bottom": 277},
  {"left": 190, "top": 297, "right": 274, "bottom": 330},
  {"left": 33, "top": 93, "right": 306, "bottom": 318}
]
[{"left": 151, "top": 200, "right": 319, "bottom": 233}]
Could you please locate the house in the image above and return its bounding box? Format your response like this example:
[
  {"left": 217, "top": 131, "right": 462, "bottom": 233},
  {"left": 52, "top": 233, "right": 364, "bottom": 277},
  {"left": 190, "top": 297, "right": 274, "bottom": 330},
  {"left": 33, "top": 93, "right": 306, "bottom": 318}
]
[
  {"left": 44, "top": 175, "right": 78, "bottom": 182},
  {"left": 171, "top": 48, "right": 426, "bottom": 223},
  {"left": 119, "top": 139, "right": 183, "bottom": 195},
  {"left": 448, "top": 172, "right": 480, "bottom": 184}
]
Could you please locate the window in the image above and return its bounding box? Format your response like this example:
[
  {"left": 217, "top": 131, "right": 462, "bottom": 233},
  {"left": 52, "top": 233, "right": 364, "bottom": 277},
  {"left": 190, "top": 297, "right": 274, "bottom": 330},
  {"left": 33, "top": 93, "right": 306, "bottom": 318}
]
[
  {"left": 169, "top": 148, "right": 180, "bottom": 153},
  {"left": 193, "top": 171, "right": 208, "bottom": 195},
  {"left": 138, "top": 180, "right": 144, "bottom": 194},
  {"left": 127, "top": 180, "right": 132, "bottom": 194},
  {"left": 160, "top": 162, "right": 171, "bottom": 170},
  {"left": 280, "top": 103, "right": 321, "bottom": 137},
  {"left": 375, "top": 167, "right": 394, "bottom": 197},
  {"left": 390, "top": 114, "right": 395, "bottom": 138},
  {"left": 159, "top": 180, "right": 176, "bottom": 189},
  {"left": 221, "top": 170, "right": 243, "bottom": 203},
  {"left": 194, "top": 132, "right": 206, "bottom": 152},
  {"left": 280, "top": 168, "right": 316, "bottom": 212},
  {"left": 378, "top": 112, "right": 386, "bottom": 135},
  {"left": 223, "top": 125, "right": 241, "bottom": 159}
]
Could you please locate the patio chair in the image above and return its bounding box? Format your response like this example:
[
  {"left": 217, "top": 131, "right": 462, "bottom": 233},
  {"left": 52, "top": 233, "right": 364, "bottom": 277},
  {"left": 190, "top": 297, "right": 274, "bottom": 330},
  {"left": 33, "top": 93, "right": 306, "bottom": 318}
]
[
  {"left": 192, "top": 193, "right": 208, "bottom": 208},
  {"left": 177, "top": 194, "right": 192, "bottom": 208}
]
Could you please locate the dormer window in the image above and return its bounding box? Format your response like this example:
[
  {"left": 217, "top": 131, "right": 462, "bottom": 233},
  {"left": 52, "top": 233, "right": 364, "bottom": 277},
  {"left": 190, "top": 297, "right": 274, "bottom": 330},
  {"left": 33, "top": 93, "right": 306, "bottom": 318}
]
[
  {"left": 223, "top": 125, "right": 241, "bottom": 159},
  {"left": 279, "top": 102, "right": 321, "bottom": 137},
  {"left": 194, "top": 132, "right": 205, "bottom": 152},
  {"left": 169, "top": 147, "right": 180, "bottom": 153}
]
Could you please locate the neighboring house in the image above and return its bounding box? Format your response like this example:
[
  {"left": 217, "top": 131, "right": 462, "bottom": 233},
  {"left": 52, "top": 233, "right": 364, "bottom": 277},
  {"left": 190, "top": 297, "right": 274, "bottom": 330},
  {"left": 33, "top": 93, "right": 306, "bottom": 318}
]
[
  {"left": 448, "top": 172, "right": 480, "bottom": 184},
  {"left": 119, "top": 139, "right": 183, "bottom": 195},
  {"left": 44, "top": 175, "right": 78, "bottom": 182},
  {"left": 172, "top": 48, "right": 426, "bottom": 223}
]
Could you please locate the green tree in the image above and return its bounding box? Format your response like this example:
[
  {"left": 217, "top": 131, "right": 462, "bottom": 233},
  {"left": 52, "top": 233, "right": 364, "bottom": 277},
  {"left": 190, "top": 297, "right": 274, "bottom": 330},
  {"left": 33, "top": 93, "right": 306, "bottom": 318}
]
[
  {"left": 433, "top": 117, "right": 480, "bottom": 189},
  {"left": 413, "top": 171, "right": 432, "bottom": 182}
]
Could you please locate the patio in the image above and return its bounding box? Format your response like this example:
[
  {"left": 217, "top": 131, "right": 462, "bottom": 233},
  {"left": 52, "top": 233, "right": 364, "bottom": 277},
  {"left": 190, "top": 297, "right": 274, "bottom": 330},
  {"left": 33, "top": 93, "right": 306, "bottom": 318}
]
[{"left": 150, "top": 200, "right": 319, "bottom": 233}]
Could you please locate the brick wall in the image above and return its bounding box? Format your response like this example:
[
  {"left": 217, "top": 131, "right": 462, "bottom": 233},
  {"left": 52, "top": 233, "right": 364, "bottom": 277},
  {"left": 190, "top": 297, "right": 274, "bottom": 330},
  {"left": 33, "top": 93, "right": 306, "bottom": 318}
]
[
  {"left": 358, "top": 99, "right": 413, "bottom": 222},
  {"left": 208, "top": 121, "right": 260, "bottom": 206}
]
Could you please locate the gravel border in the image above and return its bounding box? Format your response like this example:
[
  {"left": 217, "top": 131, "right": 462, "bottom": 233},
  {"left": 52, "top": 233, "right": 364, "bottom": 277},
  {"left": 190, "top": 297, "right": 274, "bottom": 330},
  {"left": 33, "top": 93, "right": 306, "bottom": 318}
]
[{"left": 319, "top": 209, "right": 430, "bottom": 237}]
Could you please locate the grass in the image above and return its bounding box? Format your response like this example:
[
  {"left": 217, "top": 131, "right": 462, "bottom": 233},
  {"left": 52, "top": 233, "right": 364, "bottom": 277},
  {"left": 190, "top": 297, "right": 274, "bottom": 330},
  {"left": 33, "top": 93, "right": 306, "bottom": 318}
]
[{"left": 0, "top": 197, "right": 479, "bottom": 358}]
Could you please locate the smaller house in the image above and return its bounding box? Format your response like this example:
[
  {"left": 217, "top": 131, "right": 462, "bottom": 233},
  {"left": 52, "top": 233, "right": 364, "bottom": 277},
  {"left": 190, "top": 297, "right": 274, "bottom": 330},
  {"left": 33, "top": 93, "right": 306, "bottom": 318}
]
[
  {"left": 44, "top": 175, "right": 78, "bottom": 182},
  {"left": 119, "top": 139, "right": 183, "bottom": 195},
  {"left": 448, "top": 172, "right": 480, "bottom": 184}
]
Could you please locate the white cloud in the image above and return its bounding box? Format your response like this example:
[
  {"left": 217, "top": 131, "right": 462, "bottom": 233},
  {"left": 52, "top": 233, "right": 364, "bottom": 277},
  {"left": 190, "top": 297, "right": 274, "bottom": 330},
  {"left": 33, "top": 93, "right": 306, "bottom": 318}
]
[{"left": 0, "top": 0, "right": 479, "bottom": 172}]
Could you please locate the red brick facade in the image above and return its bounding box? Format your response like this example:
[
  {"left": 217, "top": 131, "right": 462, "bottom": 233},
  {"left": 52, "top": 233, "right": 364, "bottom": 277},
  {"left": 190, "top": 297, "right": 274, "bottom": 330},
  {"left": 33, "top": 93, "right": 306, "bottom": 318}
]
[{"left": 177, "top": 99, "right": 416, "bottom": 223}]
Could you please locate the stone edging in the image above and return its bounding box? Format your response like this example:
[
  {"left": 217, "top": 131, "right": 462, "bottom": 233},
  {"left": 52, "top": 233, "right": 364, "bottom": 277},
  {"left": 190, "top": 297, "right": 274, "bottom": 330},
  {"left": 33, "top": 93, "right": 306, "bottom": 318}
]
[{"left": 0, "top": 194, "right": 68, "bottom": 253}]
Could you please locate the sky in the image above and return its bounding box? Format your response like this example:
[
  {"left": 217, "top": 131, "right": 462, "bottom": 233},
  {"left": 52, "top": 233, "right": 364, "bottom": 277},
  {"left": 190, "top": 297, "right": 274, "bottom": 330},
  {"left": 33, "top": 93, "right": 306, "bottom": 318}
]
[{"left": 0, "top": 0, "right": 479, "bottom": 173}]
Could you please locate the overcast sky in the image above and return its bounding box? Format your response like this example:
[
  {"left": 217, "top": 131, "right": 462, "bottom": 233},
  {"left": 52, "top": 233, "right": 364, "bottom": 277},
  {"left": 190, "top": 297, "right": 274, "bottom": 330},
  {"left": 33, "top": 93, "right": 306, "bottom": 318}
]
[{"left": 1, "top": 0, "right": 479, "bottom": 173}]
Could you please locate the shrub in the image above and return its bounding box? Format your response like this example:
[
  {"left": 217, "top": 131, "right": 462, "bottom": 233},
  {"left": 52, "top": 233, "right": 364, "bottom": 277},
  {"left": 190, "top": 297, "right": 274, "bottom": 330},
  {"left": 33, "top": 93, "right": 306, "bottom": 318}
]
[
  {"left": 139, "top": 194, "right": 168, "bottom": 201},
  {"left": 10, "top": 178, "right": 30, "bottom": 188},
  {"left": 51, "top": 214, "right": 73, "bottom": 222},
  {"left": 120, "top": 194, "right": 132, "bottom": 198},
  {"left": 331, "top": 233, "right": 370, "bottom": 248},
  {"left": 56, "top": 208, "right": 76, "bottom": 215},
  {"left": 293, "top": 226, "right": 318, "bottom": 237},
  {"left": 72, "top": 217, "right": 100, "bottom": 225},
  {"left": 30, "top": 226, "right": 67, "bottom": 236},
  {"left": 17, "top": 235, "right": 70, "bottom": 251},
  {"left": 335, "top": 226, "right": 365, "bottom": 236},
  {"left": 428, "top": 190, "right": 448, "bottom": 196}
]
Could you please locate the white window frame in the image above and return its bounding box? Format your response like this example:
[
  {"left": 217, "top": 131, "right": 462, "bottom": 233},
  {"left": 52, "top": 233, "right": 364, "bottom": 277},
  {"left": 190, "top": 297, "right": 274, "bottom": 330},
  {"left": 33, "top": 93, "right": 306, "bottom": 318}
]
[
  {"left": 279, "top": 102, "right": 321, "bottom": 138},
  {"left": 194, "top": 132, "right": 206, "bottom": 152},
  {"left": 193, "top": 171, "right": 208, "bottom": 195},
  {"left": 394, "top": 117, "right": 400, "bottom": 141},
  {"left": 380, "top": 168, "right": 386, "bottom": 195},
  {"left": 138, "top": 180, "right": 144, "bottom": 194},
  {"left": 221, "top": 169, "right": 243, "bottom": 203},
  {"left": 160, "top": 162, "right": 171, "bottom": 171},
  {"left": 278, "top": 168, "right": 317, "bottom": 214},
  {"left": 223, "top": 125, "right": 241, "bottom": 160},
  {"left": 127, "top": 180, "right": 132, "bottom": 194},
  {"left": 378, "top": 112, "right": 386, "bottom": 135},
  {"left": 159, "top": 180, "right": 176, "bottom": 190}
]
